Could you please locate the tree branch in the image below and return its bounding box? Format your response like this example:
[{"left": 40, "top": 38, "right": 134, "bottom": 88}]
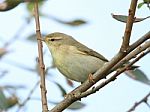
[
  {"left": 127, "top": 92, "right": 150, "bottom": 112},
  {"left": 34, "top": 0, "right": 48, "bottom": 112},
  {"left": 50, "top": 33, "right": 149, "bottom": 112},
  {"left": 17, "top": 81, "right": 40, "bottom": 112},
  {"left": 112, "top": 39, "right": 150, "bottom": 71},
  {"left": 120, "top": 0, "right": 138, "bottom": 51},
  {"left": 50, "top": 1, "right": 149, "bottom": 111},
  {"left": 76, "top": 47, "right": 150, "bottom": 98},
  {"left": 129, "top": 31, "right": 150, "bottom": 52}
]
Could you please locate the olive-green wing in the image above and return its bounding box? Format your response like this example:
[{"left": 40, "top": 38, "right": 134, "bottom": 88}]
[{"left": 74, "top": 41, "right": 109, "bottom": 62}]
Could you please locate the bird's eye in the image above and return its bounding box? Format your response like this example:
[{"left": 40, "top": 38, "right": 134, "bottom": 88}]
[{"left": 50, "top": 38, "right": 55, "bottom": 41}]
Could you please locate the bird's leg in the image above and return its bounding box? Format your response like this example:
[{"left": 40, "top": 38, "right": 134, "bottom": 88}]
[{"left": 88, "top": 73, "right": 95, "bottom": 84}]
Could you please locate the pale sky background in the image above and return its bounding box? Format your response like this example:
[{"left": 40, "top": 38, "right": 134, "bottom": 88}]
[{"left": 0, "top": 0, "right": 150, "bottom": 112}]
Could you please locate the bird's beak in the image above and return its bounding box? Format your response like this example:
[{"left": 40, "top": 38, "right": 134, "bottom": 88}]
[{"left": 37, "top": 38, "right": 45, "bottom": 42}]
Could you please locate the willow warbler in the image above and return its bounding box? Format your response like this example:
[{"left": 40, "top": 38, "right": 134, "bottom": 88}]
[{"left": 43, "top": 32, "right": 108, "bottom": 83}]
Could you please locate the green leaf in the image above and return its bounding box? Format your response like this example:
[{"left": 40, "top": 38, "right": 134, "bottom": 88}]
[
  {"left": 0, "top": 0, "right": 22, "bottom": 11},
  {"left": 6, "top": 96, "right": 18, "bottom": 109},
  {"left": 138, "top": 0, "right": 150, "bottom": 9},
  {"left": 26, "top": 33, "right": 37, "bottom": 41},
  {"left": 111, "top": 14, "right": 150, "bottom": 23},
  {"left": 125, "top": 68, "right": 150, "bottom": 85},
  {"left": 68, "top": 101, "right": 86, "bottom": 110},
  {"left": 0, "top": 91, "right": 18, "bottom": 110},
  {"left": 56, "top": 19, "right": 87, "bottom": 26},
  {"left": 46, "top": 15, "right": 87, "bottom": 26},
  {"left": 0, "top": 90, "right": 7, "bottom": 110},
  {"left": 26, "top": 33, "right": 46, "bottom": 42},
  {"left": 26, "top": 2, "right": 34, "bottom": 13},
  {"left": 138, "top": 2, "right": 145, "bottom": 8},
  {"left": 26, "top": 0, "right": 44, "bottom": 15},
  {"left": 63, "top": 19, "right": 87, "bottom": 26},
  {"left": 144, "top": 0, "right": 150, "bottom": 3},
  {"left": 54, "top": 82, "right": 67, "bottom": 96},
  {"left": 0, "top": 85, "right": 26, "bottom": 90}
]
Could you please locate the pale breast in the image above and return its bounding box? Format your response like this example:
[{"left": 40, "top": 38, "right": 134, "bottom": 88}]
[{"left": 50, "top": 45, "right": 106, "bottom": 82}]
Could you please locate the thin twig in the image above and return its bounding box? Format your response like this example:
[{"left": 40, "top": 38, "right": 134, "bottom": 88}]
[
  {"left": 50, "top": 46, "right": 128, "bottom": 111},
  {"left": 34, "top": 0, "right": 48, "bottom": 112},
  {"left": 50, "top": 1, "right": 148, "bottom": 111},
  {"left": 127, "top": 92, "right": 150, "bottom": 112},
  {"left": 49, "top": 24, "right": 149, "bottom": 112},
  {"left": 50, "top": 30, "right": 149, "bottom": 111},
  {"left": 17, "top": 81, "right": 40, "bottom": 112},
  {"left": 112, "top": 40, "right": 150, "bottom": 71},
  {"left": 129, "top": 31, "right": 150, "bottom": 52},
  {"left": 50, "top": 2, "right": 148, "bottom": 112},
  {"left": 120, "top": 0, "right": 138, "bottom": 51},
  {"left": 50, "top": 34, "right": 149, "bottom": 112},
  {"left": 50, "top": 26, "right": 149, "bottom": 112}
]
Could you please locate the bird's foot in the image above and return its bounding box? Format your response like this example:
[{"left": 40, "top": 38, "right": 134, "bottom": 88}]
[{"left": 88, "top": 73, "right": 95, "bottom": 84}]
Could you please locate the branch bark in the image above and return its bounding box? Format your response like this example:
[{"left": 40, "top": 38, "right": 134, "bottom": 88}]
[
  {"left": 127, "top": 92, "right": 150, "bottom": 112},
  {"left": 112, "top": 38, "right": 150, "bottom": 71},
  {"left": 34, "top": 0, "right": 48, "bottom": 112},
  {"left": 50, "top": 33, "right": 149, "bottom": 112},
  {"left": 49, "top": 1, "right": 150, "bottom": 111},
  {"left": 120, "top": 0, "right": 138, "bottom": 51},
  {"left": 17, "top": 81, "right": 40, "bottom": 112},
  {"left": 77, "top": 47, "right": 150, "bottom": 98}
]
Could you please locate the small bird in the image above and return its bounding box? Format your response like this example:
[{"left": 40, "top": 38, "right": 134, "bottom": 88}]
[{"left": 42, "top": 32, "right": 108, "bottom": 83}]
